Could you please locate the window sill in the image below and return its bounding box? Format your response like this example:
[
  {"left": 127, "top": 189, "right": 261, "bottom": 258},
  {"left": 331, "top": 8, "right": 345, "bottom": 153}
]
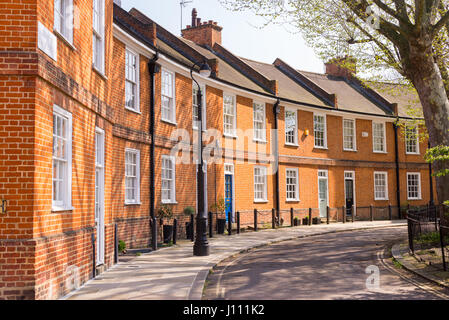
[
  {"left": 125, "top": 106, "right": 141, "bottom": 115},
  {"left": 343, "top": 149, "right": 357, "bottom": 152},
  {"left": 407, "top": 198, "right": 422, "bottom": 201},
  {"left": 286, "top": 199, "right": 300, "bottom": 203},
  {"left": 162, "top": 201, "right": 178, "bottom": 205},
  {"left": 254, "top": 200, "right": 268, "bottom": 203},
  {"left": 406, "top": 152, "right": 420, "bottom": 156},
  {"left": 285, "top": 143, "right": 299, "bottom": 147},
  {"left": 314, "top": 146, "right": 328, "bottom": 150},
  {"left": 52, "top": 206, "right": 74, "bottom": 212},
  {"left": 253, "top": 139, "right": 268, "bottom": 144},
  {"left": 223, "top": 134, "right": 238, "bottom": 139},
  {"left": 54, "top": 30, "right": 76, "bottom": 51},
  {"left": 373, "top": 151, "right": 387, "bottom": 154},
  {"left": 125, "top": 202, "right": 142, "bottom": 206},
  {"left": 161, "top": 119, "right": 177, "bottom": 126},
  {"left": 374, "top": 198, "right": 389, "bottom": 201},
  {"left": 93, "top": 66, "right": 108, "bottom": 80}
]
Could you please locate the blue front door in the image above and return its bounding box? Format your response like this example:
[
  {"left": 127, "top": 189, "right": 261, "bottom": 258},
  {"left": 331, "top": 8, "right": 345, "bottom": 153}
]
[{"left": 225, "top": 174, "right": 233, "bottom": 222}]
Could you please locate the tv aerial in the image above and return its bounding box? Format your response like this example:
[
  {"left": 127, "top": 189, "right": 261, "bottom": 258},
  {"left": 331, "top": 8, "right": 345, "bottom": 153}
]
[{"left": 180, "top": 0, "right": 193, "bottom": 33}]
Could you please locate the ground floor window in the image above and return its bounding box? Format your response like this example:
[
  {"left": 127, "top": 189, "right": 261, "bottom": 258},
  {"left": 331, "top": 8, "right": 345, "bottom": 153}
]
[
  {"left": 286, "top": 168, "right": 299, "bottom": 201},
  {"left": 374, "top": 172, "right": 388, "bottom": 200},
  {"left": 254, "top": 166, "right": 267, "bottom": 202},
  {"left": 125, "top": 148, "right": 140, "bottom": 204},
  {"left": 407, "top": 173, "right": 421, "bottom": 200},
  {"left": 162, "top": 155, "right": 176, "bottom": 203}
]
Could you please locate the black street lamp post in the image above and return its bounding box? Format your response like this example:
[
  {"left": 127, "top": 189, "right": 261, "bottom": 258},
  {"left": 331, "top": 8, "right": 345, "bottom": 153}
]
[{"left": 191, "top": 61, "right": 211, "bottom": 256}]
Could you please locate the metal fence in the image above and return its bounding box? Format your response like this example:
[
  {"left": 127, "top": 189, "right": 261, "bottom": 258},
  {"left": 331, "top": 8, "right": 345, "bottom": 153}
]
[{"left": 407, "top": 204, "right": 449, "bottom": 271}]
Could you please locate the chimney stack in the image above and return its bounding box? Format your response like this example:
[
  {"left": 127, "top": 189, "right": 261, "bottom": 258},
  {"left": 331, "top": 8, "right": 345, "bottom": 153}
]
[
  {"left": 182, "top": 8, "right": 222, "bottom": 48},
  {"left": 325, "top": 56, "right": 357, "bottom": 79}
]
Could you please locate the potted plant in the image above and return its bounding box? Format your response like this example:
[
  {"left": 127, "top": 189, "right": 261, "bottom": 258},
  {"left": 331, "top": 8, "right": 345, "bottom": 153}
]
[
  {"left": 210, "top": 197, "right": 226, "bottom": 234},
  {"left": 158, "top": 203, "right": 174, "bottom": 244},
  {"left": 184, "top": 206, "right": 195, "bottom": 240},
  {"left": 302, "top": 216, "right": 309, "bottom": 226},
  {"left": 293, "top": 217, "right": 299, "bottom": 226}
]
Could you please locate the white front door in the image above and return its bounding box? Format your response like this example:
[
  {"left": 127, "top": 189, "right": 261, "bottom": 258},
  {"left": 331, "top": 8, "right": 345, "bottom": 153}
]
[
  {"left": 95, "top": 128, "right": 105, "bottom": 266},
  {"left": 318, "top": 170, "right": 328, "bottom": 218}
]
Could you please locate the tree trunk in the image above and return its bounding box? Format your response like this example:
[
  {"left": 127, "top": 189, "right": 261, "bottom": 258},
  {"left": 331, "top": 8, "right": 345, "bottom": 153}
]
[{"left": 405, "top": 41, "right": 449, "bottom": 209}]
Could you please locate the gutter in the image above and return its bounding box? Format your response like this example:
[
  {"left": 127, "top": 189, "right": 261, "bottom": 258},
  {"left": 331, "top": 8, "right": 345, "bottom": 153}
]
[{"left": 149, "top": 52, "right": 160, "bottom": 251}]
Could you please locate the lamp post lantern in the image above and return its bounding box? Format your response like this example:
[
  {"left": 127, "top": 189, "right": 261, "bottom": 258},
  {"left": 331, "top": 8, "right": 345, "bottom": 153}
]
[{"left": 191, "top": 61, "right": 211, "bottom": 256}]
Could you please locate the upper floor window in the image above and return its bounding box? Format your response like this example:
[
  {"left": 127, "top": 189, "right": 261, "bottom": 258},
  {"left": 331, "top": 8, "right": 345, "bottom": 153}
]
[
  {"left": 193, "top": 83, "right": 206, "bottom": 131},
  {"left": 54, "top": 0, "right": 73, "bottom": 44},
  {"left": 407, "top": 173, "right": 422, "bottom": 200},
  {"left": 52, "top": 105, "right": 72, "bottom": 211},
  {"left": 161, "top": 155, "right": 176, "bottom": 203},
  {"left": 405, "top": 125, "right": 419, "bottom": 154},
  {"left": 223, "top": 94, "right": 236, "bottom": 137},
  {"left": 286, "top": 168, "right": 299, "bottom": 201},
  {"left": 285, "top": 109, "right": 298, "bottom": 145},
  {"left": 254, "top": 166, "right": 267, "bottom": 202},
  {"left": 253, "top": 102, "right": 266, "bottom": 142},
  {"left": 314, "top": 114, "right": 327, "bottom": 148},
  {"left": 343, "top": 119, "right": 356, "bottom": 151},
  {"left": 161, "top": 69, "right": 176, "bottom": 123},
  {"left": 373, "top": 122, "right": 386, "bottom": 153},
  {"left": 93, "top": 0, "right": 105, "bottom": 73},
  {"left": 125, "top": 149, "right": 140, "bottom": 204},
  {"left": 374, "top": 172, "right": 388, "bottom": 200},
  {"left": 125, "top": 49, "right": 139, "bottom": 112}
]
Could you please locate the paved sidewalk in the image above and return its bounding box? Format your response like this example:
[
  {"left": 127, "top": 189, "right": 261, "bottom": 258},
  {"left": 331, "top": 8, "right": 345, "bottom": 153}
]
[
  {"left": 63, "top": 220, "right": 406, "bottom": 300},
  {"left": 392, "top": 243, "right": 449, "bottom": 289}
]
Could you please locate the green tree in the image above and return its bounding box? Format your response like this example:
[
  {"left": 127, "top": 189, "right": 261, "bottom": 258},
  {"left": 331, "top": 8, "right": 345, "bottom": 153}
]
[{"left": 221, "top": 0, "right": 449, "bottom": 206}]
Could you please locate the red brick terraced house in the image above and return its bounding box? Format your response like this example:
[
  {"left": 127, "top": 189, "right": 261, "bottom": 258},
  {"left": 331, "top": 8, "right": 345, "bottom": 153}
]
[{"left": 0, "top": 0, "right": 435, "bottom": 299}]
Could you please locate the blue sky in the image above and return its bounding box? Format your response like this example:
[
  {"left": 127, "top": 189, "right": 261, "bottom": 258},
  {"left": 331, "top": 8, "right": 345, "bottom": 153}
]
[{"left": 120, "top": 0, "right": 324, "bottom": 73}]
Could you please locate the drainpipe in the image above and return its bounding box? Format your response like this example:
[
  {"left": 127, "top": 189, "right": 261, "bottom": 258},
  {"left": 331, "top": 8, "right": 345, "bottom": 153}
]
[
  {"left": 428, "top": 141, "right": 435, "bottom": 205},
  {"left": 393, "top": 121, "right": 401, "bottom": 211},
  {"left": 273, "top": 99, "right": 281, "bottom": 224},
  {"left": 148, "top": 53, "right": 160, "bottom": 251}
]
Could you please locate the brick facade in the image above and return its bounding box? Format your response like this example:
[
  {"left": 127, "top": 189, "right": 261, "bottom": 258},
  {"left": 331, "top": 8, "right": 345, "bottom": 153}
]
[{"left": 0, "top": 2, "right": 435, "bottom": 300}]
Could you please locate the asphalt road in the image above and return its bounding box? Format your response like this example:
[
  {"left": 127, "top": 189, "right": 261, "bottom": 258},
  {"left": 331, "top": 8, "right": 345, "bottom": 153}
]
[{"left": 203, "top": 227, "right": 449, "bottom": 300}]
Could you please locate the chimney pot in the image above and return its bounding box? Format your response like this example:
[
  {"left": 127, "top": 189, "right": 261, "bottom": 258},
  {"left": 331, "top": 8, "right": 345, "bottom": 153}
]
[
  {"left": 208, "top": 20, "right": 213, "bottom": 24},
  {"left": 325, "top": 56, "right": 356, "bottom": 79},
  {"left": 182, "top": 9, "right": 223, "bottom": 47},
  {"left": 197, "top": 18, "right": 201, "bottom": 25},
  {"left": 192, "top": 8, "right": 198, "bottom": 27}
]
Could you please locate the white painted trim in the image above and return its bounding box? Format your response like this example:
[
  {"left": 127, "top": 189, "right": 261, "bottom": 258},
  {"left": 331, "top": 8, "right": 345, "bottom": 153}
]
[
  {"left": 161, "top": 67, "right": 177, "bottom": 124},
  {"left": 313, "top": 112, "right": 327, "bottom": 149},
  {"left": 317, "top": 170, "right": 329, "bottom": 217},
  {"left": 223, "top": 92, "right": 237, "bottom": 137},
  {"left": 285, "top": 167, "right": 300, "bottom": 202},
  {"left": 124, "top": 148, "right": 141, "bottom": 205},
  {"left": 284, "top": 107, "right": 298, "bottom": 146},
  {"left": 253, "top": 101, "right": 267, "bottom": 143},
  {"left": 373, "top": 171, "right": 389, "bottom": 201},
  {"left": 52, "top": 104, "right": 73, "bottom": 212},
  {"left": 342, "top": 118, "right": 357, "bottom": 152},
  {"left": 124, "top": 46, "right": 140, "bottom": 113},
  {"left": 372, "top": 121, "right": 387, "bottom": 153},
  {"left": 254, "top": 165, "right": 268, "bottom": 202},
  {"left": 405, "top": 125, "right": 420, "bottom": 155},
  {"left": 161, "top": 155, "right": 176, "bottom": 204},
  {"left": 406, "top": 172, "right": 422, "bottom": 200}
]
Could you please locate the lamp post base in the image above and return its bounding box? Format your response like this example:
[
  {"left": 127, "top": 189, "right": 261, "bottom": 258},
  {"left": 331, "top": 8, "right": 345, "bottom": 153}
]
[{"left": 193, "top": 216, "right": 210, "bottom": 256}]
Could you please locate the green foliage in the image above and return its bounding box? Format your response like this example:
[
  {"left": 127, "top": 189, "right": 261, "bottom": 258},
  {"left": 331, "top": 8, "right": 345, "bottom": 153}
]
[
  {"left": 157, "top": 203, "right": 173, "bottom": 220},
  {"left": 183, "top": 206, "right": 195, "bottom": 216},
  {"left": 416, "top": 232, "right": 440, "bottom": 246},
  {"left": 425, "top": 145, "right": 449, "bottom": 177},
  {"left": 118, "top": 240, "right": 126, "bottom": 253},
  {"left": 210, "top": 197, "right": 226, "bottom": 217}
]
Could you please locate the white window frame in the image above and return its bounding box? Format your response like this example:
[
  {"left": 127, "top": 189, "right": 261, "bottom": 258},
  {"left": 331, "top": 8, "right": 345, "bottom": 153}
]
[
  {"left": 407, "top": 173, "right": 422, "bottom": 200},
  {"left": 125, "top": 148, "right": 141, "bottom": 205},
  {"left": 52, "top": 104, "right": 73, "bottom": 211},
  {"left": 343, "top": 118, "right": 357, "bottom": 151},
  {"left": 372, "top": 122, "right": 387, "bottom": 153},
  {"left": 54, "top": 0, "right": 74, "bottom": 44},
  {"left": 161, "top": 155, "right": 176, "bottom": 204},
  {"left": 192, "top": 83, "right": 206, "bottom": 131},
  {"left": 286, "top": 168, "right": 299, "bottom": 202},
  {"left": 253, "top": 102, "right": 266, "bottom": 142},
  {"left": 223, "top": 93, "right": 237, "bottom": 137},
  {"left": 405, "top": 125, "right": 420, "bottom": 155},
  {"left": 314, "top": 113, "right": 327, "bottom": 149},
  {"left": 161, "top": 68, "right": 176, "bottom": 124},
  {"left": 92, "top": 0, "right": 105, "bottom": 74},
  {"left": 374, "top": 171, "right": 388, "bottom": 201},
  {"left": 125, "top": 48, "right": 140, "bottom": 113},
  {"left": 285, "top": 108, "right": 298, "bottom": 146},
  {"left": 254, "top": 166, "right": 268, "bottom": 203}
]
